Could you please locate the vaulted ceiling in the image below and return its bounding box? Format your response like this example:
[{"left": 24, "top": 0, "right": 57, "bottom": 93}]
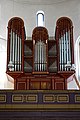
[{"left": 13, "top": 0, "right": 71, "bottom": 5}]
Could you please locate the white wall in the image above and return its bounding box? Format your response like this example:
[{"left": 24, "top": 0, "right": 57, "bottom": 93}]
[
  {"left": 0, "top": 0, "right": 80, "bottom": 89},
  {"left": 0, "top": 0, "right": 80, "bottom": 40}
]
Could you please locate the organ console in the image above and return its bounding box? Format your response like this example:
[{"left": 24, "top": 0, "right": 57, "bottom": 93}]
[{"left": 6, "top": 16, "right": 75, "bottom": 90}]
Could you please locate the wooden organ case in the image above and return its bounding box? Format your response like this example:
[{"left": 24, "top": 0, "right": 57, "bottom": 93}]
[{"left": 6, "top": 17, "right": 75, "bottom": 90}]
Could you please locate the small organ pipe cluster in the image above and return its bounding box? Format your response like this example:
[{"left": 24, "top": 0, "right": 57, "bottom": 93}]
[
  {"left": 6, "top": 17, "right": 75, "bottom": 90},
  {"left": 34, "top": 40, "right": 47, "bottom": 71},
  {"left": 8, "top": 29, "right": 22, "bottom": 71}
]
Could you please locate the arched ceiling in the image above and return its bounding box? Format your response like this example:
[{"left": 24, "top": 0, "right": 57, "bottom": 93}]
[{"left": 13, "top": 0, "right": 71, "bottom": 5}]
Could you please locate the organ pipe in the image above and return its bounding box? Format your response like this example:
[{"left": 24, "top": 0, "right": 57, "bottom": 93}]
[
  {"left": 7, "top": 17, "right": 25, "bottom": 73},
  {"left": 12, "top": 30, "right": 14, "bottom": 63},
  {"left": 40, "top": 40, "right": 41, "bottom": 71},
  {"left": 10, "top": 29, "right": 12, "bottom": 62},
  {"left": 56, "top": 17, "right": 74, "bottom": 71},
  {"left": 15, "top": 32, "right": 17, "bottom": 71},
  {"left": 41, "top": 43, "right": 44, "bottom": 71},
  {"left": 20, "top": 37, "right": 22, "bottom": 71},
  {"left": 59, "top": 29, "right": 71, "bottom": 71},
  {"left": 34, "top": 40, "right": 47, "bottom": 72},
  {"left": 8, "top": 29, "right": 22, "bottom": 71},
  {"left": 68, "top": 30, "right": 71, "bottom": 63},
  {"left": 17, "top": 36, "right": 19, "bottom": 70},
  {"left": 38, "top": 42, "right": 39, "bottom": 71}
]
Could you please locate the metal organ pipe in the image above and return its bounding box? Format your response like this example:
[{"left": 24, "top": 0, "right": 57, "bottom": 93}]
[
  {"left": 68, "top": 30, "right": 71, "bottom": 63},
  {"left": 36, "top": 43, "right": 37, "bottom": 71},
  {"left": 56, "top": 18, "right": 73, "bottom": 72},
  {"left": 43, "top": 42, "right": 44, "bottom": 71},
  {"left": 17, "top": 34, "right": 19, "bottom": 71},
  {"left": 59, "top": 37, "right": 61, "bottom": 70},
  {"left": 34, "top": 40, "right": 47, "bottom": 72},
  {"left": 8, "top": 29, "right": 14, "bottom": 71},
  {"left": 10, "top": 29, "right": 12, "bottom": 62},
  {"left": 40, "top": 42, "right": 43, "bottom": 71},
  {"left": 42, "top": 42, "right": 43, "bottom": 71},
  {"left": 63, "top": 31, "right": 66, "bottom": 70},
  {"left": 62, "top": 33, "right": 63, "bottom": 70},
  {"left": 59, "top": 28, "right": 71, "bottom": 71},
  {"left": 65, "top": 29, "right": 71, "bottom": 71},
  {"left": 41, "top": 42, "right": 42, "bottom": 71},
  {"left": 13, "top": 31, "right": 15, "bottom": 71},
  {"left": 38, "top": 42, "right": 39, "bottom": 71},
  {"left": 15, "top": 32, "right": 17, "bottom": 71},
  {"left": 35, "top": 42, "right": 37, "bottom": 71},
  {"left": 40, "top": 40, "right": 41, "bottom": 71},
  {"left": 44, "top": 44, "right": 46, "bottom": 71},
  {"left": 67, "top": 30, "right": 69, "bottom": 62},
  {"left": 35, "top": 42, "right": 36, "bottom": 71},
  {"left": 12, "top": 31, "right": 14, "bottom": 66},
  {"left": 65, "top": 31, "right": 67, "bottom": 69},
  {"left": 67, "top": 30, "right": 69, "bottom": 70},
  {"left": 8, "top": 28, "right": 22, "bottom": 71},
  {"left": 19, "top": 37, "right": 21, "bottom": 71},
  {"left": 61, "top": 37, "right": 62, "bottom": 71}
]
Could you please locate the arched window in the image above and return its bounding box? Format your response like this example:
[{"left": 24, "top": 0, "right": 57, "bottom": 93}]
[
  {"left": 75, "top": 36, "right": 80, "bottom": 82},
  {"left": 36, "top": 11, "right": 44, "bottom": 26}
]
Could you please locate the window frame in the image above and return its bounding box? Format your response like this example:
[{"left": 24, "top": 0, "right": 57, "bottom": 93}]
[{"left": 36, "top": 11, "right": 44, "bottom": 26}]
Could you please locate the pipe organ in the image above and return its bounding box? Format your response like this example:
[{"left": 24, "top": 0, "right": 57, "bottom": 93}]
[{"left": 6, "top": 17, "right": 75, "bottom": 90}]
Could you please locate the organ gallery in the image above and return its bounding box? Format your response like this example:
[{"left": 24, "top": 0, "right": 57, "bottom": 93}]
[{"left": 6, "top": 16, "right": 75, "bottom": 90}]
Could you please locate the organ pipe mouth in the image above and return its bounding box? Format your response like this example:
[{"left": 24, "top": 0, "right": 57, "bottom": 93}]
[
  {"left": 65, "top": 62, "right": 76, "bottom": 71},
  {"left": 8, "top": 61, "right": 14, "bottom": 71},
  {"left": 70, "top": 64, "right": 76, "bottom": 71},
  {"left": 65, "top": 61, "right": 71, "bottom": 67}
]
